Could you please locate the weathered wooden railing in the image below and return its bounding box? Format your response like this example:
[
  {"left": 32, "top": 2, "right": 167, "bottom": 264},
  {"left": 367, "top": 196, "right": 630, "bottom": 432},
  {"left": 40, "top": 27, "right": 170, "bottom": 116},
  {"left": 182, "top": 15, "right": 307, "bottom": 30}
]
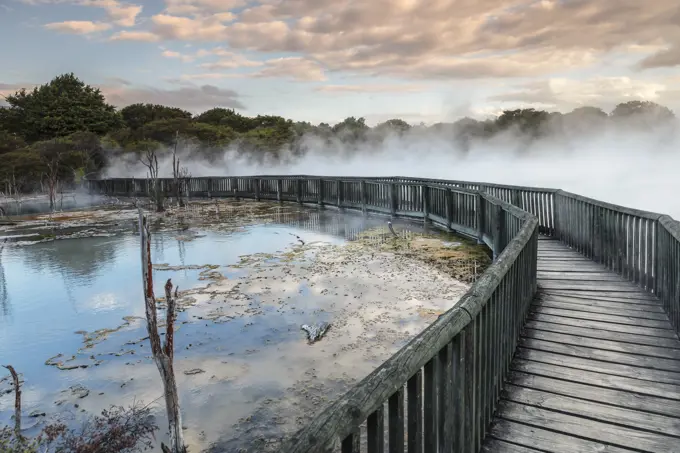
[{"left": 86, "top": 175, "right": 680, "bottom": 452}]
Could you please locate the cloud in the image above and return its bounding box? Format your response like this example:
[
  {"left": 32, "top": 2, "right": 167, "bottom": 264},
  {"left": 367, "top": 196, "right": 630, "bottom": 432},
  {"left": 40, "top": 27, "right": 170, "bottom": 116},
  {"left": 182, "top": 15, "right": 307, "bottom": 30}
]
[
  {"left": 109, "top": 30, "right": 161, "bottom": 41},
  {"left": 162, "top": 49, "right": 196, "bottom": 62},
  {"left": 251, "top": 57, "right": 326, "bottom": 82},
  {"left": 101, "top": 82, "right": 245, "bottom": 111},
  {"left": 163, "top": 0, "right": 247, "bottom": 16},
  {"left": 486, "top": 77, "right": 673, "bottom": 111},
  {"left": 25, "top": 0, "right": 142, "bottom": 27},
  {"left": 44, "top": 20, "right": 112, "bottom": 34},
  {"left": 88, "top": 0, "right": 142, "bottom": 27},
  {"left": 315, "top": 84, "right": 426, "bottom": 93},
  {"left": 637, "top": 46, "right": 680, "bottom": 69},
  {"left": 87, "top": 0, "right": 676, "bottom": 80},
  {"left": 196, "top": 48, "right": 263, "bottom": 69}
]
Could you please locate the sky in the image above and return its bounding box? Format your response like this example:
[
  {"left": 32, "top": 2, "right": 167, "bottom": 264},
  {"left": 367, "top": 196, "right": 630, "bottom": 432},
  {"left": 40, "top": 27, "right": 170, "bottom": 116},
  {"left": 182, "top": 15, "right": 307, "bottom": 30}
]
[{"left": 1, "top": 0, "right": 680, "bottom": 125}]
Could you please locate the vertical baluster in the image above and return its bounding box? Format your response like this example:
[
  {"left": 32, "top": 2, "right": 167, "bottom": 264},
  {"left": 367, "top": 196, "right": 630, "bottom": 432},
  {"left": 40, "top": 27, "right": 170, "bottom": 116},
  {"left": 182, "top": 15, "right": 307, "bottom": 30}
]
[
  {"left": 368, "top": 406, "right": 385, "bottom": 453},
  {"left": 407, "top": 370, "right": 423, "bottom": 453},
  {"left": 423, "top": 358, "right": 437, "bottom": 451},
  {"left": 389, "top": 388, "right": 405, "bottom": 453}
]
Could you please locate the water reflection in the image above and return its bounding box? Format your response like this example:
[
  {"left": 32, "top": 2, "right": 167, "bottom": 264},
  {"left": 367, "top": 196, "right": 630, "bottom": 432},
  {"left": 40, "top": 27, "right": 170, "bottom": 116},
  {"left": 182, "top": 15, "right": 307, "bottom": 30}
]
[
  {"left": 0, "top": 204, "right": 446, "bottom": 451},
  {"left": 0, "top": 246, "right": 9, "bottom": 318}
]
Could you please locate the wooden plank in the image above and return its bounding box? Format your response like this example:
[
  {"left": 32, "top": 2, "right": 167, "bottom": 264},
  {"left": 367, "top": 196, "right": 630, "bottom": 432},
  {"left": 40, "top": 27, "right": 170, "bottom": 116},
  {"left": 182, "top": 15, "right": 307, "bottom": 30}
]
[
  {"left": 496, "top": 400, "right": 679, "bottom": 452},
  {"left": 530, "top": 306, "right": 674, "bottom": 329},
  {"left": 522, "top": 328, "right": 680, "bottom": 361},
  {"left": 518, "top": 337, "right": 680, "bottom": 373},
  {"left": 516, "top": 348, "right": 680, "bottom": 385},
  {"left": 537, "top": 271, "right": 626, "bottom": 282},
  {"left": 537, "top": 293, "right": 665, "bottom": 311},
  {"left": 537, "top": 265, "right": 611, "bottom": 272},
  {"left": 538, "top": 250, "right": 588, "bottom": 256},
  {"left": 537, "top": 281, "right": 646, "bottom": 293},
  {"left": 486, "top": 418, "right": 632, "bottom": 453},
  {"left": 539, "top": 289, "right": 660, "bottom": 302},
  {"left": 536, "top": 249, "right": 598, "bottom": 257},
  {"left": 502, "top": 384, "right": 680, "bottom": 437},
  {"left": 528, "top": 312, "right": 679, "bottom": 339},
  {"left": 534, "top": 298, "right": 668, "bottom": 320},
  {"left": 537, "top": 265, "right": 613, "bottom": 273},
  {"left": 481, "top": 438, "right": 543, "bottom": 453},
  {"left": 537, "top": 257, "right": 596, "bottom": 262},
  {"left": 508, "top": 371, "right": 680, "bottom": 418},
  {"left": 524, "top": 318, "right": 680, "bottom": 348},
  {"left": 511, "top": 359, "right": 680, "bottom": 400}
]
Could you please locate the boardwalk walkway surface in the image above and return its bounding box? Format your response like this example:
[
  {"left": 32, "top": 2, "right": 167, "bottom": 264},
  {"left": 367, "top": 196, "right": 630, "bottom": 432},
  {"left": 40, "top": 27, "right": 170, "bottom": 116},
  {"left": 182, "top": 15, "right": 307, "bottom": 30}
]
[{"left": 484, "top": 236, "right": 680, "bottom": 453}]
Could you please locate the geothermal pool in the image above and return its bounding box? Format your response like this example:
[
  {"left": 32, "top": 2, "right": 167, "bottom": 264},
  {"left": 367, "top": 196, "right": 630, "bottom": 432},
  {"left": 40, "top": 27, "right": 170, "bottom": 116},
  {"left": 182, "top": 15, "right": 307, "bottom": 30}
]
[{"left": 0, "top": 200, "right": 485, "bottom": 452}]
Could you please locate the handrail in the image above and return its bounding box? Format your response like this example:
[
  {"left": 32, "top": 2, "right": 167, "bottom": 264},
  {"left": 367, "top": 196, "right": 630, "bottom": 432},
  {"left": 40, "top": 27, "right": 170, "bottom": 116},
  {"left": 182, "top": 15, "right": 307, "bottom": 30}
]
[{"left": 85, "top": 175, "right": 680, "bottom": 452}]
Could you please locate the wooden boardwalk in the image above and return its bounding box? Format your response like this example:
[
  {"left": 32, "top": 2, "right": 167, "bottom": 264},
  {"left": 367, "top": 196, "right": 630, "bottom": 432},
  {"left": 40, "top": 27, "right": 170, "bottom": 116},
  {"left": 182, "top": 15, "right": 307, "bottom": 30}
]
[{"left": 484, "top": 236, "right": 680, "bottom": 453}]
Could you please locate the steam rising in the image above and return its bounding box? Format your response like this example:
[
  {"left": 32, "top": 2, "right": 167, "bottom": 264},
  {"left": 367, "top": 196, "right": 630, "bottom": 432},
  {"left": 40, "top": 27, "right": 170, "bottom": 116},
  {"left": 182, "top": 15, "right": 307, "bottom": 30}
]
[{"left": 104, "top": 121, "right": 680, "bottom": 219}]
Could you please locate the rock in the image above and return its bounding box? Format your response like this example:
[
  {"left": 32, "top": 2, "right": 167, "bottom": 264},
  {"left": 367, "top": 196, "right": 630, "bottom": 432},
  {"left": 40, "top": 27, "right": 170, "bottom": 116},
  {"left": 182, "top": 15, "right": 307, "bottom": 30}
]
[
  {"left": 29, "top": 410, "right": 46, "bottom": 418},
  {"left": 69, "top": 384, "right": 90, "bottom": 399},
  {"left": 301, "top": 322, "right": 331, "bottom": 344},
  {"left": 184, "top": 368, "right": 205, "bottom": 375}
]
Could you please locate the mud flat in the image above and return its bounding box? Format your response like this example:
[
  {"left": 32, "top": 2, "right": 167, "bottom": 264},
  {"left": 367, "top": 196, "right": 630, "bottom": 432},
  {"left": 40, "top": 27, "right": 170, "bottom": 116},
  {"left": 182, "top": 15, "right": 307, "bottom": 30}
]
[{"left": 0, "top": 199, "right": 488, "bottom": 452}]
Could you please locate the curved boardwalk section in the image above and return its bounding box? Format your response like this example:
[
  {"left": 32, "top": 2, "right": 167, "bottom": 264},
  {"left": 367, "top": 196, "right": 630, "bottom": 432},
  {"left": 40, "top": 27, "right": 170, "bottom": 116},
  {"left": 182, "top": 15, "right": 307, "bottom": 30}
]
[
  {"left": 87, "top": 176, "right": 680, "bottom": 453},
  {"left": 485, "top": 237, "right": 680, "bottom": 453}
]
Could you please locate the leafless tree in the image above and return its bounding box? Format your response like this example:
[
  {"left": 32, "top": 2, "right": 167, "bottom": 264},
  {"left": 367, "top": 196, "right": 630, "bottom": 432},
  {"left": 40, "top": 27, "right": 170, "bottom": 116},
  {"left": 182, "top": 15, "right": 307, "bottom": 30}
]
[
  {"left": 2, "top": 365, "right": 21, "bottom": 437},
  {"left": 138, "top": 209, "right": 187, "bottom": 453},
  {"left": 41, "top": 145, "right": 64, "bottom": 212},
  {"left": 140, "top": 146, "right": 164, "bottom": 212},
  {"left": 171, "top": 131, "right": 190, "bottom": 208}
]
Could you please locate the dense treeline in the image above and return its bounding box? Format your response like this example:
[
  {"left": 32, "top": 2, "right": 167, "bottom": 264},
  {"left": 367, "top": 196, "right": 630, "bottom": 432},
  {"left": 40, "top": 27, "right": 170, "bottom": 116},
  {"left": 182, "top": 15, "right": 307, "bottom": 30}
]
[{"left": 0, "top": 73, "right": 676, "bottom": 193}]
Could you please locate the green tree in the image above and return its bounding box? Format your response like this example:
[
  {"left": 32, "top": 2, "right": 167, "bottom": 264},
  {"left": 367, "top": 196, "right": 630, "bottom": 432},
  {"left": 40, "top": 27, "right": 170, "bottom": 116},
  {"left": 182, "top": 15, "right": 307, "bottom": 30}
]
[
  {"left": 2, "top": 73, "right": 123, "bottom": 143},
  {"left": 610, "top": 101, "right": 675, "bottom": 121},
  {"left": 495, "top": 108, "right": 551, "bottom": 136},
  {"left": 332, "top": 117, "right": 369, "bottom": 142},
  {"left": 194, "top": 108, "right": 257, "bottom": 133},
  {"left": 121, "top": 103, "right": 192, "bottom": 130},
  {"left": 0, "top": 130, "right": 26, "bottom": 155},
  {"left": 374, "top": 118, "right": 412, "bottom": 135}
]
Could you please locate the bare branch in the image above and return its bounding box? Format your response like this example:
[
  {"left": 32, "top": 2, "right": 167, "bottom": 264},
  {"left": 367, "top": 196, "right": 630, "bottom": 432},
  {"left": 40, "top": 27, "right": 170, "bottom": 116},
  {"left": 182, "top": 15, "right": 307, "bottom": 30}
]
[
  {"left": 138, "top": 209, "right": 187, "bottom": 453},
  {"left": 2, "top": 365, "right": 21, "bottom": 437}
]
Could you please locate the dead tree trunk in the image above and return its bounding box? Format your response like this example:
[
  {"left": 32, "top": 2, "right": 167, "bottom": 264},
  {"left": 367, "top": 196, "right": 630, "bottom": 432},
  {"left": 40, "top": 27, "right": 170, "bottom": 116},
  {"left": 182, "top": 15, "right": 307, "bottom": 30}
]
[
  {"left": 171, "top": 131, "right": 185, "bottom": 208},
  {"left": 3, "top": 365, "right": 21, "bottom": 437},
  {"left": 141, "top": 147, "right": 165, "bottom": 213},
  {"left": 138, "top": 209, "right": 187, "bottom": 453}
]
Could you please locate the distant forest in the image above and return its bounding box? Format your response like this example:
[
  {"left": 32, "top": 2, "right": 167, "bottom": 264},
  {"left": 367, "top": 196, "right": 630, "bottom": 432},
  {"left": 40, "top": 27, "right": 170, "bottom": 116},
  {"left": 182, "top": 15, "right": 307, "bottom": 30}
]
[{"left": 0, "top": 73, "right": 676, "bottom": 193}]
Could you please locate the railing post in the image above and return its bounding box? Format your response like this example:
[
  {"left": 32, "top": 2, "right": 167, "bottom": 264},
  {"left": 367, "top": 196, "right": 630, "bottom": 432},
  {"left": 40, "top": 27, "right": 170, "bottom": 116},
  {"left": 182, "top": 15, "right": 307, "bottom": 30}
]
[
  {"left": 206, "top": 178, "right": 213, "bottom": 198},
  {"left": 654, "top": 220, "right": 661, "bottom": 296},
  {"left": 390, "top": 183, "right": 397, "bottom": 217},
  {"left": 276, "top": 179, "right": 282, "bottom": 203},
  {"left": 360, "top": 180, "right": 367, "bottom": 215},
  {"left": 422, "top": 184, "right": 430, "bottom": 222},
  {"left": 254, "top": 178, "right": 260, "bottom": 201},
  {"left": 511, "top": 189, "right": 520, "bottom": 207},
  {"left": 476, "top": 193, "right": 484, "bottom": 244},
  {"left": 553, "top": 191, "right": 561, "bottom": 240},
  {"left": 296, "top": 179, "right": 303, "bottom": 204},
  {"left": 593, "top": 206, "right": 602, "bottom": 263},
  {"left": 230, "top": 177, "right": 238, "bottom": 197},
  {"left": 445, "top": 188, "right": 453, "bottom": 232},
  {"left": 492, "top": 203, "right": 504, "bottom": 259},
  {"left": 318, "top": 178, "right": 325, "bottom": 208},
  {"left": 337, "top": 180, "right": 344, "bottom": 209}
]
